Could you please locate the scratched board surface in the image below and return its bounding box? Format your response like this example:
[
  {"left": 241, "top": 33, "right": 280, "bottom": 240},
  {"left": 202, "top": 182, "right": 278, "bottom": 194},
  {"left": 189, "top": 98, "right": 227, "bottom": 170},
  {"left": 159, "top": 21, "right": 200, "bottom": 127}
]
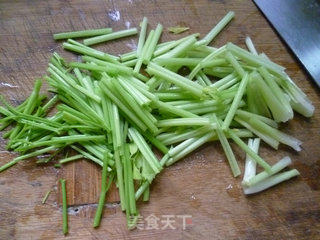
[{"left": 0, "top": 0, "right": 320, "bottom": 239}]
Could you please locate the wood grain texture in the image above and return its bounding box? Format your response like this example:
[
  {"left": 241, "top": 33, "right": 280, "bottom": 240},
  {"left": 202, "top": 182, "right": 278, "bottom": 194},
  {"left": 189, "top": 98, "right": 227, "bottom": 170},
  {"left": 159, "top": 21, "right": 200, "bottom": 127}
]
[{"left": 0, "top": 0, "right": 320, "bottom": 239}]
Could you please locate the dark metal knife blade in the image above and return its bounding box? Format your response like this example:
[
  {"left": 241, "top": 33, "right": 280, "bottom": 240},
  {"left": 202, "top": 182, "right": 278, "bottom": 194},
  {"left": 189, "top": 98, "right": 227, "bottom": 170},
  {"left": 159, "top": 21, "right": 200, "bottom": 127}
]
[{"left": 253, "top": 0, "right": 320, "bottom": 88}]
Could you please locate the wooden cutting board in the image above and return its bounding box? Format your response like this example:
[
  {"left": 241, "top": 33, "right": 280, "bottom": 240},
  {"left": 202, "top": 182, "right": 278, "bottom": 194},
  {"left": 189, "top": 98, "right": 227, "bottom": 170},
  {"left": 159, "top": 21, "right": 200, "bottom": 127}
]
[{"left": 0, "top": 0, "right": 319, "bottom": 239}]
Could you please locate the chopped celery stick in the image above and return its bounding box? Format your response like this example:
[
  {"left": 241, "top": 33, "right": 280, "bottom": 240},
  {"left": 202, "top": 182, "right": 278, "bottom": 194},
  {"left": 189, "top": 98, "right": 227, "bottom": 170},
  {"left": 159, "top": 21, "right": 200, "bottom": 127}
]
[
  {"left": 59, "top": 154, "right": 84, "bottom": 164},
  {"left": 83, "top": 28, "right": 138, "bottom": 46},
  {"left": 213, "top": 115, "right": 240, "bottom": 177},
  {"left": 168, "top": 26, "right": 189, "bottom": 34},
  {"left": 100, "top": 79, "right": 148, "bottom": 131},
  {"left": 60, "top": 179, "right": 68, "bottom": 235},
  {"left": 154, "top": 57, "right": 202, "bottom": 67},
  {"left": 123, "top": 58, "right": 138, "bottom": 67},
  {"left": 134, "top": 30, "right": 155, "bottom": 73},
  {"left": 147, "top": 63, "right": 203, "bottom": 97},
  {"left": 54, "top": 28, "right": 112, "bottom": 40},
  {"left": 63, "top": 41, "right": 118, "bottom": 62},
  {"left": 249, "top": 117, "right": 302, "bottom": 151},
  {"left": 156, "top": 36, "right": 197, "bottom": 59},
  {"left": 169, "top": 138, "right": 198, "bottom": 157},
  {"left": 137, "top": 17, "right": 148, "bottom": 57},
  {"left": 196, "top": 11, "right": 234, "bottom": 46},
  {"left": 222, "top": 72, "right": 249, "bottom": 130},
  {"left": 120, "top": 51, "right": 136, "bottom": 62},
  {"left": 253, "top": 72, "right": 292, "bottom": 122},
  {"left": 244, "top": 169, "right": 299, "bottom": 194},
  {"left": 93, "top": 154, "right": 112, "bottom": 227},
  {"left": 243, "top": 156, "right": 292, "bottom": 187},
  {"left": 0, "top": 146, "right": 58, "bottom": 172},
  {"left": 234, "top": 116, "right": 279, "bottom": 149},
  {"left": 128, "top": 127, "right": 162, "bottom": 174},
  {"left": 258, "top": 67, "right": 293, "bottom": 118},
  {"left": 228, "top": 130, "right": 272, "bottom": 172},
  {"left": 189, "top": 46, "right": 226, "bottom": 80},
  {"left": 245, "top": 36, "right": 258, "bottom": 55},
  {"left": 226, "top": 43, "right": 286, "bottom": 76},
  {"left": 153, "top": 33, "right": 199, "bottom": 57},
  {"left": 225, "top": 51, "right": 245, "bottom": 78},
  {"left": 243, "top": 138, "right": 260, "bottom": 183},
  {"left": 157, "top": 118, "right": 211, "bottom": 128},
  {"left": 69, "top": 62, "right": 132, "bottom": 75},
  {"left": 144, "top": 24, "right": 163, "bottom": 62},
  {"left": 166, "top": 131, "right": 216, "bottom": 166},
  {"left": 236, "top": 109, "right": 278, "bottom": 128}
]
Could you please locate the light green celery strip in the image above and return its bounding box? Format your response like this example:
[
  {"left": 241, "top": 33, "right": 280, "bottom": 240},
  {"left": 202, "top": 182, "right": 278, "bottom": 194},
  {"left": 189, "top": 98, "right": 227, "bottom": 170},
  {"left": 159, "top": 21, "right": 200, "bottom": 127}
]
[
  {"left": 155, "top": 36, "right": 197, "bottom": 59},
  {"left": 208, "top": 72, "right": 238, "bottom": 89},
  {"left": 135, "top": 153, "right": 171, "bottom": 200},
  {"left": 154, "top": 57, "right": 202, "bottom": 67},
  {"left": 144, "top": 23, "right": 163, "bottom": 62},
  {"left": 243, "top": 138, "right": 260, "bottom": 182},
  {"left": 222, "top": 72, "right": 249, "bottom": 130},
  {"left": 160, "top": 125, "right": 216, "bottom": 145},
  {"left": 137, "top": 17, "right": 148, "bottom": 57},
  {"left": 258, "top": 67, "right": 293, "bottom": 118},
  {"left": 168, "top": 138, "right": 198, "bottom": 157},
  {"left": 71, "top": 146, "right": 103, "bottom": 167},
  {"left": 249, "top": 117, "right": 302, "bottom": 151},
  {"left": 226, "top": 43, "right": 286, "bottom": 76},
  {"left": 111, "top": 80, "right": 158, "bottom": 133},
  {"left": 69, "top": 62, "right": 132, "bottom": 76},
  {"left": 114, "top": 150, "right": 126, "bottom": 211},
  {"left": 246, "top": 76, "right": 271, "bottom": 117},
  {"left": 21, "top": 135, "right": 106, "bottom": 150},
  {"left": 99, "top": 79, "right": 148, "bottom": 131},
  {"left": 243, "top": 156, "right": 291, "bottom": 187},
  {"left": 60, "top": 179, "right": 68, "bottom": 235},
  {"left": 243, "top": 169, "right": 299, "bottom": 195},
  {"left": 245, "top": 36, "right": 258, "bottom": 55},
  {"left": 153, "top": 100, "right": 199, "bottom": 118},
  {"left": 196, "top": 11, "right": 234, "bottom": 46},
  {"left": 112, "top": 104, "right": 122, "bottom": 150},
  {"left": 157, "top": 118, "right": 211, "bottom": 128},
  {"left": 93, "top": 154, "right": 112, "bottom": 227},
  {"left": 0, "top": 146, "right": 58, "bottom": 172},
  {"left": 83, "top": 28, "right": 138, "bottom": 46},
  {"left": 59, "top": 154, "right": 84, "bottom": 164},
  {"left": 123, "top": 58, "right": 138, "bottom": 67},
  {"left": 234, "top": 116, "right": 279, "bottom": 149},
  {"left": 153, "top": 33, "right": 199, "bottom": 57},
  {"left": 134, "top": 30, "right": 155, "bottom": 73},
  {"left": 118, "top": 77, "right": 151, "bottom": 106},
  {"left": 236, "top": 109, "right": 278, "bottom": 128},
  {"left": 64, "top": 40, "right": 118, "bottom": 62},
  {"left": 228, "top": 130, "right": 272, "bottom": 172},
  {"left": 225, "top": 51, "right": 245, "bottom": 78},
  {"left": 124, "top": 145, "right": 137, "bottom": 214},
  {"left": 189, "top": 46, "right": 226, "bottom": 80},
  {"left": 147, "top": 62, "right": 203, "bottom": 97},
  {"left": 202, "top": 59, "right": 228, "bottom": 68},
  {"left": 213, "top": 115, "right": 240, "bottom": 177},
  {"left": 253, "top": 72, "right": 292, "bottom": 122},
  {"left": 166, "top": 131, "right": 216, "bottom": 166},
  {"left": 128, "top": 127, "right": 162, "bottom": 174},
  {"left": 120, "top": 51, "right": 136, "bottom": 62},
  {"left": 54, "top": 28, "right": 112, "bottom": 40}
]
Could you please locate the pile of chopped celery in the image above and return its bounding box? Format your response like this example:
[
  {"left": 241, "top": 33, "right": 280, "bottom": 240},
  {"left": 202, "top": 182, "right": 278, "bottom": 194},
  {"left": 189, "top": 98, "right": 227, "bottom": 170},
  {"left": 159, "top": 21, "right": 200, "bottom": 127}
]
[{"left": 0, "top": 11, "right": 314, "bottom": 233}]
